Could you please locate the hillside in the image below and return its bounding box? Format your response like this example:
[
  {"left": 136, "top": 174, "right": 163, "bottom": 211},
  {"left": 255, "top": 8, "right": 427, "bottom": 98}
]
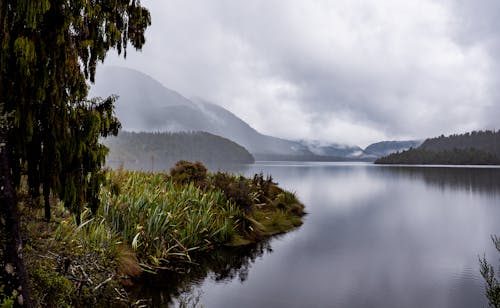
[
  {"left": 420, "top": 131, "right": 500, "bottom": 154},
  {"left": 104, "top": 131, "right": 254, "bottom": 171},
  {"left": 375, "top": 130, "right": 500, "bottom": 165},
  {"left": 364, "top": 140, "right": 422, "bottom": 158},
  {"left": 90, "top": 66, "right": 368, "bottom": 160},
  {"left": 91, "top": 66, "right": 314, "bottom": 157}
]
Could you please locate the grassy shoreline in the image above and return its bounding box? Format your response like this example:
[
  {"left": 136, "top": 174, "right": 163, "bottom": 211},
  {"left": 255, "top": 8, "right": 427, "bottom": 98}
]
[{"left": 22, "top": 161, "right": 305, "bottom": 306}]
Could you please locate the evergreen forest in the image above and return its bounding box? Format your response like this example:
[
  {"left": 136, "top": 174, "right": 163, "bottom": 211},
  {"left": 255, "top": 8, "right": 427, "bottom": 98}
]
[
  {"left": 104, "top": 131, "right": 255, "bottom": 171},
  {"left": 376, "top": 130, "right": 500, "bottom": 165}
]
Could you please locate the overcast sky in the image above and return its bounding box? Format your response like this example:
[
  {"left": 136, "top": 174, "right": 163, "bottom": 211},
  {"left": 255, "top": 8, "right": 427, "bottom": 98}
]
[{"left": 102, "top": 0, "right": 500, "bottom": 147}]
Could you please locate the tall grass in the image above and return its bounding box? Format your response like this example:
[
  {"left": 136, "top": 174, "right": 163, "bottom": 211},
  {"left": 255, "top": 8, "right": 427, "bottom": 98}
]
[
  {"left": 98, "top": 170, "right": 242, "bottom": 265},
  {"left": 53, "top": 167, "right": 304, "bottom": 270}
]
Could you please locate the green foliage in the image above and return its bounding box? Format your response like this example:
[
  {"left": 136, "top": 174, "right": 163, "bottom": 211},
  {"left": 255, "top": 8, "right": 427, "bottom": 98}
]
[
  {"left": 0, "top": 0, "right": 151, "bottom": 222},
  {"left": 376, "top": 130, "right": 500, "bottom": 165},
  {"left": 99, "top": 170, "right": 242, "bottom": 264},
  {"left": 170, "top": 160, "right": 208, "bottom": 187},
  {"left": 24, "top": 203, "right": 126, "bottom": 307},
  {"left": 0, "top": 297, "right": 14, "bottom": 308},
  {"left": 0, "top": 285, "right": 15, "bottom": 308},
  {"left": 376, "top": 147, "right": 500, "bottom": 165},
  {"left": 23, "top": 163, "right": 304, "bottom": 280},
  {"left": 274, "top": 191, "right": 304, "bottom": 216},
  {"left": 85, "top": 166, "right": 304, "bottom": 268},
  {"left": 29, "top": 263, "right": 73, "bottom": 308},
  {"left": 210, "top": 172, "right": 254, "bottom": 212},
  {"left": 481, "top": 236, "right": 500, "bottom": 308}
]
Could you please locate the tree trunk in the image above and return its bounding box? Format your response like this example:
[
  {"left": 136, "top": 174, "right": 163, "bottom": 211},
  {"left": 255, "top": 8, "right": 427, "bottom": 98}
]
[
  {"left": 43, "top": 182, "right": 50, "bottom": 222},
  {"left": 0, "top": 139, "right": 33, "bottom": 307}
]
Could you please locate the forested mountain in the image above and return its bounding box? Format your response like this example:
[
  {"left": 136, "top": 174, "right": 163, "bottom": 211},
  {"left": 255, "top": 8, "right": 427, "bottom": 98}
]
[
  {"left": 91, "top": 67, "right": 371, "bottom": 160},
  {"left": 419, "top": 131, "right": 500, "bottom": 154},
  {"left": 364, "top": 140, "right": 422, "bottom": 157},
  {"left": 375, "top": 130, "right": 500, "bottom": 165},
  {"left": 104, "top": 131, "right": 254, "bottom": 171},
  {"left": 91, "top": 66, "right": 314, "bottom": 157}
]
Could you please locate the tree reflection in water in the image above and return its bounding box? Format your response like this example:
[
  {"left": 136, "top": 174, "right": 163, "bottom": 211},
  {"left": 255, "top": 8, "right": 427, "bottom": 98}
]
[
  {"left": 376, "top": 166, "right": 500, "bottom": 195},
  {"left": 127, "top": 238, "right": 274, "bottom": 306}
]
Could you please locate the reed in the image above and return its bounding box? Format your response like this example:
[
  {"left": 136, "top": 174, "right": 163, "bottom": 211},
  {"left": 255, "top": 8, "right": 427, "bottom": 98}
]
[
  {"left": 52, "top": 166, "right": 304, "bottom": 270},
  {"left": 98, "top": 170, "right": 242, "bottom": 265}
]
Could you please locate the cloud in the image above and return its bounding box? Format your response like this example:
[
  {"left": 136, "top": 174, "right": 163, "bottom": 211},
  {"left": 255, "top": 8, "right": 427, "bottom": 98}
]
[{"left": 102, "top": 0, "right": 498, "bottom": 147}]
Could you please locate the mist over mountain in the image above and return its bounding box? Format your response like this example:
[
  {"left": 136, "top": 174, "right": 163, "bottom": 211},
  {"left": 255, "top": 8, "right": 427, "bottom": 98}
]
[
  {"left": 299, "top": 140, "right": 364, "bottom": 157},
  {"left": 91, "top": 66, "right": 363, "bottom": 158},
  {"left": 364, "top": 140, "right": 422, "bottom": 158}
]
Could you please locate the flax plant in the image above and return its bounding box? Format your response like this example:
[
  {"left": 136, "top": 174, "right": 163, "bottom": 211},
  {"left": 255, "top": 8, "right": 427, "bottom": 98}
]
[{"left": 98, "top": 170, "right": 242, "bottom": 265}]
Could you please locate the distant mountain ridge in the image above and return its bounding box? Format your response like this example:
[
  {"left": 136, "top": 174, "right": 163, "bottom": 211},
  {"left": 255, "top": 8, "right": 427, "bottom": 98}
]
[
  {"left": 91, "top": 66, "right": 416, "bottom": 161},
  {"left": 364, "top": 140, "right": 422, "bottom": 157},
  {"left": 420, "top": 131, "right": 500, "bottom": 154},
  {"left": 104, "top": 131, "right": 254, "bottom": 171},
  {"left": 375, "top": 130, "right": 500, "bottom": 165},
  {"left": 91, "top": 66, "right": 315, "bottom": 157}
]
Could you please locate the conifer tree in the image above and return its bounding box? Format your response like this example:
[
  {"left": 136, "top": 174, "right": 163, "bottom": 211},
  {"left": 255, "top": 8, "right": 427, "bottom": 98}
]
[{"left": 0, "top": 1, "right": 151, "bottom": 305}]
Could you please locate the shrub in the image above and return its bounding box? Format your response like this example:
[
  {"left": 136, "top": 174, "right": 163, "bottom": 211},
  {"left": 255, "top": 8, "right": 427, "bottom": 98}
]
[
  {"left": 170, "top": 160, "right": 208, "bottom": 187},
  {"left": 250, "top": 172, "right": 282, "bottom": 203},
  {"left": 211, "top": 173, "right": 253, "bottom": 212},
  {"left": 480, "top": 235, "right": 500, "bottom": 308}
]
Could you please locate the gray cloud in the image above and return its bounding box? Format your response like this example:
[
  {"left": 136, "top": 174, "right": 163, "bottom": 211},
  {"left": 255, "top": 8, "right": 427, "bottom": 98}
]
[{"left": 102, "top": 0, "right": 499, "bottom": 147}]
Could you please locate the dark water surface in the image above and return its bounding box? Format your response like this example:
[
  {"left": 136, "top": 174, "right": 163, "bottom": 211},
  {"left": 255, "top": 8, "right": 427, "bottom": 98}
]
[{"left": 171, "top": 162, "right": 500, "bottom": 307}]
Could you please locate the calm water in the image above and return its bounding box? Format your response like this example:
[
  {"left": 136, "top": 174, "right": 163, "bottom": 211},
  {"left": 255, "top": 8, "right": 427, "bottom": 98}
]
[{"left": 163, "top": 162, "right": 500, "bottom": 307}]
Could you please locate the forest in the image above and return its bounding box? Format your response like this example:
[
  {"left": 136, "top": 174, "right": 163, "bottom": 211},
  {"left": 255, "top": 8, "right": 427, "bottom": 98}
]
[
  {"left": 375, "top": 130, "right": 500, "bottom": 165},
  {"left": 104, "top": 131, "right": 255, "bottom": 171}
]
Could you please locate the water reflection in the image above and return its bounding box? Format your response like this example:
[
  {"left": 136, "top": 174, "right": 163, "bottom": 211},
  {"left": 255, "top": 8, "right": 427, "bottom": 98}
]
[
  {"left": 126, "top": 163, "right": 500, "bottom": 307},
  {"left": 196, "top": 163, "right": 500, "bottom": 308},
  {"left": 128, "top": 239, "right": 274, "bottom": 306},
  {"left": 375, "top": 166, "right": 500, "bottom": 195}
]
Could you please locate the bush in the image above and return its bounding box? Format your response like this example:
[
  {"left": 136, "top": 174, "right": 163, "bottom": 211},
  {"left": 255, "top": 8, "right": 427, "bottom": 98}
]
[
  {"left": 211, "top": 173, "right": 253, "bottom": 212},
  {"left": 481, "top": 235, "right": 500, "bottom": 308},
  {"left": 251, "top": 172, "right": 279, "bottom": 201},
  {"left": 170, "top": 160, "right": 208, "bottom": 187}
]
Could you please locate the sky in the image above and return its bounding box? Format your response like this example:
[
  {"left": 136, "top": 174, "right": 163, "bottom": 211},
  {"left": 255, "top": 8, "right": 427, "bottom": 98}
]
[{"left": 102, "top": 0, "right": 500, "bottom": 147}]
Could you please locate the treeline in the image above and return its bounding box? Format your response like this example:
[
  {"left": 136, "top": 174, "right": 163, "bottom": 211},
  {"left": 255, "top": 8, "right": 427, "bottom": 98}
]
[
  {"left": 104, "top": 131, "right": 254, "bottom": 171},
  {"left": 375, "top": 130, "right": 500, "bottom": 165},
  {"left": 420, "top": 130, "right": 500, "bottom": 155},
  {"left": 375, "top": 147, "right": 500, "bottom": 165}
]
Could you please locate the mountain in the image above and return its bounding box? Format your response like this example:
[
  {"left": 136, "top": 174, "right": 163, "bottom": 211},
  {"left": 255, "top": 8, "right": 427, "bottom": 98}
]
[
  {"left": 104, "top": 131, "right": 254, "bottom": 171},
  {"left": 299, "top": 140, "right": 364, "bottom": 157},
  {"left": 419, "top": 131, "right": 500, "bottom": 154},
  {"left": 90, "top": 66, "right": 313, "bottom": 157},
  {"left": 364, "top": 140, "right": 422, "bottom": 158},
  {"left": 375, "top": 130, "right": 500, "bottom": 165}
]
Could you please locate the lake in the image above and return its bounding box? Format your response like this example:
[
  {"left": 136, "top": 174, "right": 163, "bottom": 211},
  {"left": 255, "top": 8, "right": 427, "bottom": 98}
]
[{"left": 155, "top": 162, "right": 500, "bottom": 307}]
